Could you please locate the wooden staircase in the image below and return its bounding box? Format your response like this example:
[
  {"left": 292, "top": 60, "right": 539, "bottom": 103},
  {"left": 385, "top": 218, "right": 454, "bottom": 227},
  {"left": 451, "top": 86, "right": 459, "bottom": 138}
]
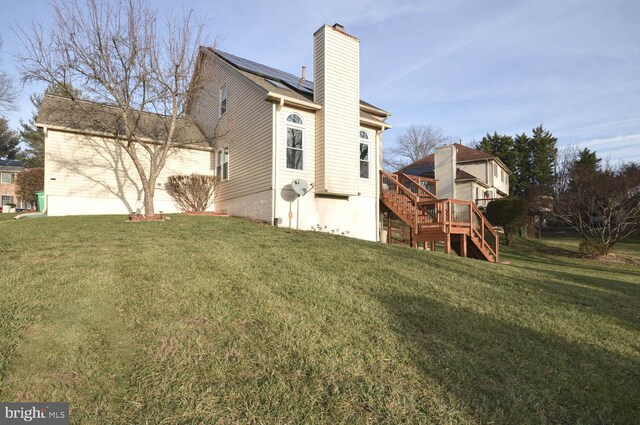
[{"left": 380, "top": 171, "right": 499, "bottom": 263}]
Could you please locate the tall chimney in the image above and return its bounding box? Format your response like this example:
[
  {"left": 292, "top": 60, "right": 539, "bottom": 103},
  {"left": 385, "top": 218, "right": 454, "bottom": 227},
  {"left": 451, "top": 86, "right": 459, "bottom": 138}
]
[
  {"left": 434, "top": 145, "right": 457, "bottom": 199},
  {"left": 313, "top": 24, "right": 360, "bottom": 195}
]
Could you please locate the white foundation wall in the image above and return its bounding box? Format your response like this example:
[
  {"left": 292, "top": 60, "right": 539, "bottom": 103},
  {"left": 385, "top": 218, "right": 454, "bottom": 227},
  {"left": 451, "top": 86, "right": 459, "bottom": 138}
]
[
  {"left": 44, "top": 129, "right": 214, "bottom": 216},
  {"left": 275, "top": 193, "right": 378, "bottom": 241}
]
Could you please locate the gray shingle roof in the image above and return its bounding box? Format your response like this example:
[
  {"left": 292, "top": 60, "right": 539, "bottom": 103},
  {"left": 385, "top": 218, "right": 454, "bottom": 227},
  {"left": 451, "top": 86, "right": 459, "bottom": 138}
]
[{"left": 36, "top": 95, "right": 207, "bottom": 147}]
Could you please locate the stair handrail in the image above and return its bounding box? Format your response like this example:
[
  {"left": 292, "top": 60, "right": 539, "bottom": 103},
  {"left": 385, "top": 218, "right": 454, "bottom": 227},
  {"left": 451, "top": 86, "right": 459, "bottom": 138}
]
[
  {"left": 470, "top": 201, "right": 499, "bottom": 261},
  {"left": 380, "top": 171, "right": 421, "bottom": 234},
  {"left": 380, "top": 171, "right": 419, "bottom": 203},
  {"left": 398, "top": 173, "right": 438, "bottom": 200}
]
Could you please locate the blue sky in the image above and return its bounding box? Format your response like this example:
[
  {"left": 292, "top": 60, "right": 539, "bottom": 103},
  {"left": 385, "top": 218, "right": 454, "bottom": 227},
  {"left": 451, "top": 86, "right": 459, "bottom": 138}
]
[{"left": 1, "top": 0, "right": 639, "bottom": 163}]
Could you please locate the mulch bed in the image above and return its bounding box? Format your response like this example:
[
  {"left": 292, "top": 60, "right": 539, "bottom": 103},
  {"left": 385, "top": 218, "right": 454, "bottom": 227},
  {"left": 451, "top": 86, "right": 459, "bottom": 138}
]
[{"left": 127, "top": 213, "right": 167, "bottom": 222}]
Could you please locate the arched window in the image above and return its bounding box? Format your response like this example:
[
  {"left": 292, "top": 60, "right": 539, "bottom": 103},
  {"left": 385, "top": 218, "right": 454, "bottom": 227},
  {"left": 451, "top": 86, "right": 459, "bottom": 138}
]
[
  {"left": 359, "top": 129, "right": 370, "bottom": 179},
  {"left": 286, "top": 113, "right": 304, "bottom": 170},
  {"left": 287, "top": 113, "right": 304, "bottom": 125}
]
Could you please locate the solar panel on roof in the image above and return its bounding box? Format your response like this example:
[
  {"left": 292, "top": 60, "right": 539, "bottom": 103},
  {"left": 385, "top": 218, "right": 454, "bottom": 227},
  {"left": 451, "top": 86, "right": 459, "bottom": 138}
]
[
  {"left": 216, "top": 49, "right": 313, "bottom": 95},
  {"left": 213, "top": 49, "right": 385, "bottom": 111}
]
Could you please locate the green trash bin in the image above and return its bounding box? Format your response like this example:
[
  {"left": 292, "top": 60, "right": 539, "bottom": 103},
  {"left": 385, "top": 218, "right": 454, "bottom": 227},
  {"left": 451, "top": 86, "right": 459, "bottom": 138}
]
[{"left": 34, "top": 191, "right": 45, "bottom": 212}]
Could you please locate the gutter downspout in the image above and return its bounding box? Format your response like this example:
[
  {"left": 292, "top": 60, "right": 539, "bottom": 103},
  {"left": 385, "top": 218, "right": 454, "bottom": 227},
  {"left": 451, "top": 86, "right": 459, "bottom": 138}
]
[
  {"left": 272, "top": 98, "right": 285, "bottom": 226},
  {"left": 376, "top": 129, "right": 382, "bottom": 241}
]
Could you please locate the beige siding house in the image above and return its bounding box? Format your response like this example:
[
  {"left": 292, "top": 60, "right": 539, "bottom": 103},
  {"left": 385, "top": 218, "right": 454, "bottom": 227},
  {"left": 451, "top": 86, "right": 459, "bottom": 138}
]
[
  {"left": 400, "top": 143, "right": 511, "bottom": 208},
  {"left": 187, "top": 24, "right": 391, "bottom": 240},
  {"left": 37, "top": 24, "right": 392, "bottom": 242}
]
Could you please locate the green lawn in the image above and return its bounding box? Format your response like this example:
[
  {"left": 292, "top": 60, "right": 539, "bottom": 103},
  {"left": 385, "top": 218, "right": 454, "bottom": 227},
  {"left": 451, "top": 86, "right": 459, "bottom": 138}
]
[{"left": 0, "top": 215, "right": 638, "bottom": 424}]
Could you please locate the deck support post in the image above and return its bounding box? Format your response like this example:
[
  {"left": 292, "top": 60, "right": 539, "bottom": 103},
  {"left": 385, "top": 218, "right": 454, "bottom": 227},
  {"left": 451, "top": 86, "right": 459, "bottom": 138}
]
[
  {"left": 445, "top": 233, "right": 451, "bottom": 254},
  {"left": 461, "top": 234, "right": 467, "bottom": 257},
  {"left": 387, "top": 213, "right": 392, "bottom": 244}
]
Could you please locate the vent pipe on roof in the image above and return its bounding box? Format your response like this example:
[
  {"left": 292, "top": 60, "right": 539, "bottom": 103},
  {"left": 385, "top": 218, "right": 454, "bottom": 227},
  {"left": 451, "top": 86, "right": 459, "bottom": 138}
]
[{"left": 300, "top": 65, "right": 306, "bottom": 83}]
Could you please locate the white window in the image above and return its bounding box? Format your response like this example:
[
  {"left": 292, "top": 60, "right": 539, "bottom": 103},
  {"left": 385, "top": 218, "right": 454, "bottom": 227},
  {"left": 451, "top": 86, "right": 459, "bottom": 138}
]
[
  {"left": 1, "top": 195, "right": 13, "bottom": 205},
  {"left": 216, "top": 147, "right": 229, "bottom": 180},
  {"left": 219, "top": 84, "right": 228, "bottom": 116},
  {"left": 494, "top": 162, "right": 498, "bottom": 177},
  {"left": 359, "top": 130, "right": 370, "bottom": 179},
  {"left": 286, "top": 113, "right": 304, "bottom": 170},
  {"left": 1, "top": 172, "right": 13, "bottom": 184}
]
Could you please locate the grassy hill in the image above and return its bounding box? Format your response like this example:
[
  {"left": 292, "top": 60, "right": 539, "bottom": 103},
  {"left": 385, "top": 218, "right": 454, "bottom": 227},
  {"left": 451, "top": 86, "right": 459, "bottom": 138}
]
[{"left": 0, "top": 214, "right": 638, "bottom": 424}]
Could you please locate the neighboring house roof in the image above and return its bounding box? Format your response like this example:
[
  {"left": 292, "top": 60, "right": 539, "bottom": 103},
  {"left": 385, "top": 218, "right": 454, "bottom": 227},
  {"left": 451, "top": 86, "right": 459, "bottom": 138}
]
[
  {"left": 455, "top": 169, "right": 489, "bottom": 187},
  {"left": 0, "top": 159, "right": 24, "bottom": 168},
  {"left": 205, "top": 48, "right": 391, "bottom": 122},
  {"left": 399, "top": 164, "right": 488, "bottom": 187},
  {"left": 398, "top": 143, "right": 511, "bottom": 174},
  {"left": 36, "top": 95, "right": 208, "bottom": 148}
]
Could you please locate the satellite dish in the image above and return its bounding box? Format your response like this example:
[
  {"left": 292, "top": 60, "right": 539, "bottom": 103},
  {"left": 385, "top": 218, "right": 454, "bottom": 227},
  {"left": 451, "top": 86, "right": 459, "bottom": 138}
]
[{"left": 291, "top": 179, "right": 309, "bottom": 196}]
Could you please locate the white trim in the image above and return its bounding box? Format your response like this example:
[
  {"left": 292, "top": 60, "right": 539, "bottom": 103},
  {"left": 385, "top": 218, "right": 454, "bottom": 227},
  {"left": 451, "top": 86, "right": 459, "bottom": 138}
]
[
  {"left": 219, "top": 84, "right": 228, "bottom": 117},
  {"left": 266, "top": 92, "right": 322, "bottom": 111},
  {"left": 359, "top": 129, "right": 371, "bottom": 179},
  {"left": 359, "top": 141, "right": 371, "bottom": 179},
  {"left": 285, "top": 113, "right": 305, "bottom": 172},
  {"left": 215, "top": 146, "right": 230, "bottom": 181}
]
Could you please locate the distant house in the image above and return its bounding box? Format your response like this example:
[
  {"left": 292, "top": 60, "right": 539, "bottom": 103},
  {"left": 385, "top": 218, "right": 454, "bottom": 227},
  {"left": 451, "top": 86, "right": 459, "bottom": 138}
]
[
  {"left": 37, "top": 24, "right": 392, "bottom": 241},
  {"left": 399, "top": 143, "right": 511, "bottom": 207},
  {"left": 0, "top": 159, "right": 26, "bottom": 212}
]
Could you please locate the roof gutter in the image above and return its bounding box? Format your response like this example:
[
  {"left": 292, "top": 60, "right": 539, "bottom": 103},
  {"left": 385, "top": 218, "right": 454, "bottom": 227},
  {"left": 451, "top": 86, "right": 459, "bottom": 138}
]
[
  {"left": 360, "top": 116, "right": 392, "bottom": 130},
  {"left": 35, "top": 124, "right": 214, "bottom": 152},
  {"left": 360, "top": 103, "right": 391, "bottom": 119},
  {"left": 265, "top": 92, "right": 322, "bottom": 111}
]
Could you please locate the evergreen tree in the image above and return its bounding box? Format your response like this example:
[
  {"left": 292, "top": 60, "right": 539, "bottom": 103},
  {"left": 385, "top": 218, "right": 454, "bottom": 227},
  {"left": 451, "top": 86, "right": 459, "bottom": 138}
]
[
  {"left": 0, "top": 116, "right": 20, "bottom": 159},
  {"left": 529, "top": 125, "right": 558, "bottom": 189},
  {"left": 19, "top": 94, "right": 44, "bottom": 167},
  {"left": 574, "top": 148, "right": 601, "bottom": 173},
  {"left": 513, "top": 132, "right": 532, "bottom": 197}
]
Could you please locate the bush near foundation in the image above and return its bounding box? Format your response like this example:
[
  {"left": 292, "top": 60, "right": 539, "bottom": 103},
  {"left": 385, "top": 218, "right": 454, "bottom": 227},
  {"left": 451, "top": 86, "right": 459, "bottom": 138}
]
[{"left": 166, "top": 174, "right": 218, "bottom": 212}]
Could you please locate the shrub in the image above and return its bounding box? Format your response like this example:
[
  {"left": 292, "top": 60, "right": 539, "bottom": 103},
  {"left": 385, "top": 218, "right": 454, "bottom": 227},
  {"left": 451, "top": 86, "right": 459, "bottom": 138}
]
[
  {"left": 578, "top": 239, "right": 609, "bottom": 258},
  {"left": 15, "top": 168, "right": 44, "bottom": 204},
  {"left": 165, "top": 174, "right": 218, "bottom": 212},
  {"left": 485, "top": 198, "right": 528, "bottom": 246}
]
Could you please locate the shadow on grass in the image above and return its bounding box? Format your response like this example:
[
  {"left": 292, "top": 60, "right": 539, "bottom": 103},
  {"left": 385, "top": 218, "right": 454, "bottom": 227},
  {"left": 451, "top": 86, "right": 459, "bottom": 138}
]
[
  {"left": 506, "top": 266, "right": 640, "bottom": 332},
  {"left": 502, "top": 238, "right": 640, "bottom": 278},
  {"left": 513, "top": 263, "right": 640, "bottom": 298},
  {"left": 379, "top": 294, "right": 640, "bottom": 424}
]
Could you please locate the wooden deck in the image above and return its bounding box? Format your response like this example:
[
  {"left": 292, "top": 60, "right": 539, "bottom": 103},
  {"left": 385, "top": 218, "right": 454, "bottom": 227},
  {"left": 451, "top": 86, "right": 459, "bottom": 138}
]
[{"left": 380, "top": 171, "right": 499, "bottom": 262}]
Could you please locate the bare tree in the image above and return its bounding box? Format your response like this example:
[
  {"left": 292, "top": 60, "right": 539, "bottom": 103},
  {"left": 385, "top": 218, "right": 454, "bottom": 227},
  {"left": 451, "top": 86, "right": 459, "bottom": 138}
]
[
  {"left": 16, "top": 0, "right": 209, "bottom": 216},
  {"left": 0, "top": 37, "right": 16, "bottom": 111},
  {"left": 553, "top": 147, "right": 640, "bottom": 251},
  {"left": 384, "top": 125, "right": 453, "bottom": 171}
]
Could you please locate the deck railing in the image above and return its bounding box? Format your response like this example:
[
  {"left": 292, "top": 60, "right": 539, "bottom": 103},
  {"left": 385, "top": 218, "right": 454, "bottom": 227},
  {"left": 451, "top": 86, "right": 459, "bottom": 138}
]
[{"left": 381, "top": 171, "right": 499, "bottom": 261}]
